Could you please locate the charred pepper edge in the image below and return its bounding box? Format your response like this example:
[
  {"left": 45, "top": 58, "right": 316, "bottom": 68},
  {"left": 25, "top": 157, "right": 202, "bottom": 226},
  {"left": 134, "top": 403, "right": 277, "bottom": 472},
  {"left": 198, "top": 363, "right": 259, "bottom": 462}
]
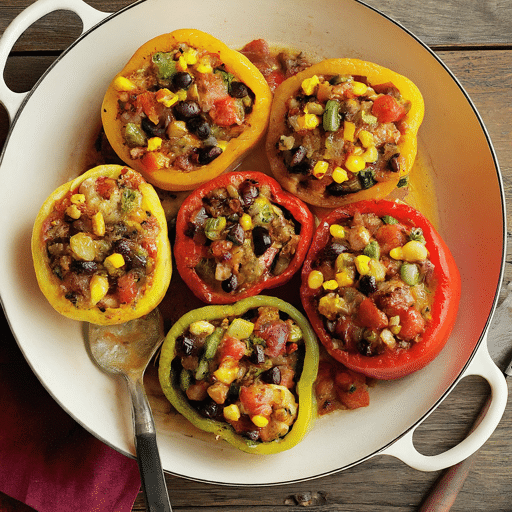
[
  {"left": 31, "top": 164, "right": 172, "bottom": 326},
  {"left": 101, "top": 29, "right": 272, "bottom": 192},
  {"left": 158, "top": 295, "right": 319, "bottom": 454},
  {"left": 174, "top": 170, "right": 315, "bottom": 304},
  {"left": 265, "top": 58, "right": 425, "bottom": 208},
  {"left": 300, "top": 199, "right": 461, "bottom": 380}
]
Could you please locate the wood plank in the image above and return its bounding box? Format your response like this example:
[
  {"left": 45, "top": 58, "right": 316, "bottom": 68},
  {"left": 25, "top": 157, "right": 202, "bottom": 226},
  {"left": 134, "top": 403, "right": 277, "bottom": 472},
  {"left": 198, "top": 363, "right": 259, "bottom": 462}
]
[{"left": 1, "top": 0, "right": 512, "bottom": 52}]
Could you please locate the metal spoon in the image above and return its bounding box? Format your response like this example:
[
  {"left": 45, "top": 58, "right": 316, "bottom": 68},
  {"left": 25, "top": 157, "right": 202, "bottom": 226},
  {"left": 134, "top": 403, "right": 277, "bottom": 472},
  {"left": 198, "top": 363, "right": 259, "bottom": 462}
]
[{"left": 87, "top": 308, "right": 172, "bottom": 512}]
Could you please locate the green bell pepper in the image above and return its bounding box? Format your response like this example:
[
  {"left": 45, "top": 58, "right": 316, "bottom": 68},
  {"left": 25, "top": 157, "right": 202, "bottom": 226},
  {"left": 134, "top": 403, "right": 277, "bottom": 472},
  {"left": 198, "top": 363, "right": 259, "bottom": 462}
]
[{"left": 158, "top": 295, "right": 319, "bottom": 454}]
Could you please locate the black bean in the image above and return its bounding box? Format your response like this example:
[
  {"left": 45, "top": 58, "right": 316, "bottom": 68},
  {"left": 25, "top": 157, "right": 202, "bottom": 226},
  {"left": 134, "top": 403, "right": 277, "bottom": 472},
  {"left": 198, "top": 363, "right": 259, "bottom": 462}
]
[
  {"left": 358, "top": 275, "right": 377, "bottom": 296},
  {"left": 176, "top": 335, "right": 195, "bottom": 356},
  {"left": 70, "top": 260, "right": 99, "bottom": 274},
  {"left": 65, "top": 291, "right": 79, "bottom": 305},
  {"left": 230, "top": 81, "right": 248, "bottom": 98},
  {"left": 173, "top": 100, "right": 201, "bottom": 120},
  {"left": 327, "top": 177, "right": 362, "bottom": 196},
  {"left": 196, "top": 146, "right": 222, "bottom": 165},
  {"left": 221, "top": 274, "right": 238, "bottom": 293},
  {"left": 238, "top": 179, "right": 259, "bottom": 207},
  {"left": 260, "top": 366, "right": 281, "bottom": 385},
  {"left": 251, "top": 344, "right": 265, "bottom": 364},
  {"left": 321, "top": 242, "right": 347, "bottom": 261},
  {"left": 141, "top": 117, "right": 165, "bottom": 138},
  {"left": 289, "top": 145, "right": 307, "bottom": 167},
  {"left": 226, "top": 223, "right": 245, "bottom": 246},
  {"left": 186, "top": 117, "right": 211, "bottom": 140},
  {"left": 198, "top": 399, "right": 222, "bottom": 420},
  {"left": 252, "top": 226, "right": 272, "bottom": 257},
  {"left": 244, "top": 430, "right": 260, "bottom": 441},
  {"left": 172, "top": 71, "right": 193, "bottom": 91}
]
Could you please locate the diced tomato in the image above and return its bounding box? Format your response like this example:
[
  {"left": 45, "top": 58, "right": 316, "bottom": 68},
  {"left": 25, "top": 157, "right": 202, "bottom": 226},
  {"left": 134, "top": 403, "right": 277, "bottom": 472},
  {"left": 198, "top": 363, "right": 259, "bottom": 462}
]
[
  {"left": 239, "top": 384, "right": 273, "bottom": 417},
  {"left": 210, "top": 240, "right": 233, "bottom": 261},
  {"left": 334, "top": 369, "right": 370, "bottom": 409},
  {"left": 240, "top": 38, "right": 270, "bottom": 58},
  {"left": 117, "top": 272, "right": 137, "bottom": 304},
  {"left": 219, "top": 335, "right": 246, "bottom": 361},
  {"left": 141, "top": 152, "right": 165, "bottom": 173},
  {"left": 398, "top": 307, "right": 425, "bottom": 340},
  {"left": 372, "top": 94, "right": 406, "bottom": 124},
  {"left": 258, "top": 320, "right": 290, "bottom": 357},
  {"left": 357, "top": 298, "right": 388, "bottom": 330},
  {"left": 141, "top": 239, "right": 158, "bottom": 259},
  {"left": 210, "top": 96, "right": 241, "bottom": 127},
  {"left": 266, "top": 70, "right": 285, "bottom": 92},
  {"left": 136, "top": 91, "right": 160, "bottom": 124},
  {"left": 374, "top": 223, "right": 407, "bottom": 254},
  {"left": 95, "top": 177, "right": 117, "bottom": 199}
]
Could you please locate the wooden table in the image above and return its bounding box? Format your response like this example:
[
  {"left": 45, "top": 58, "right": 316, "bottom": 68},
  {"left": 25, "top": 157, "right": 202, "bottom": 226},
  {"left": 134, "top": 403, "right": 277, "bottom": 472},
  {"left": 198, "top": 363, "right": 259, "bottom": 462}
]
[{"left": 1, "top": 1, "right": 511, "bottom": 510}]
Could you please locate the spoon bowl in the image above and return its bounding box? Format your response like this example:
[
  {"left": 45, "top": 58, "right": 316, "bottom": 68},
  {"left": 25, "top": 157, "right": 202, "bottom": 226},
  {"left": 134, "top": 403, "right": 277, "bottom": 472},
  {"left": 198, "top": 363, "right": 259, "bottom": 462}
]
[{"left": 87, "top": 308, "right": 172, "bottom": 512}]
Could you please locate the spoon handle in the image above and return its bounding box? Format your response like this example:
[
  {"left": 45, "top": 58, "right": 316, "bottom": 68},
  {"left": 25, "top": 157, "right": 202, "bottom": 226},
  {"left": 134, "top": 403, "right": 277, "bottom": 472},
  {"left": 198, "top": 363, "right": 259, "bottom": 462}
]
[{"left": 127, "top": 376, "right": 172, "bottom": 512}]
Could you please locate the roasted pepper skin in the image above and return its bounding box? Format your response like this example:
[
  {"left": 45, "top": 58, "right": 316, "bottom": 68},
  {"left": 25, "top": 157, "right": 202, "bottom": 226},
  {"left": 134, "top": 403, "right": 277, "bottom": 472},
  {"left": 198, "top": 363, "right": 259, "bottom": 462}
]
[
  {"left": 31, "top": 165, "right": 172, "bottom": 325},
  {"left": 174, "top": 171, "right": 314, "bottom": 304},
  {"left": 266, "top": 58, "right": 424, "bottom": 208},
  {"left": 102, "top": 29, "right": 272, "bottom": 191},
  {"left": 158, "top": 295, "right": 319, "bottom": 454},
  {"left": 300, "top": 200, "right": 461, "bottom": 380}
]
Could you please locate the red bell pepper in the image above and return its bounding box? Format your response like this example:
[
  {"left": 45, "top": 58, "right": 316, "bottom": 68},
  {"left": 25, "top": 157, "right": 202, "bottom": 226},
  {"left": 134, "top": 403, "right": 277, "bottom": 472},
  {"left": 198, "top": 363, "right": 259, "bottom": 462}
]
[
  {"left": 300, "top": 199, "right": 461, "bottom": 380},
  {"left": 175, "top": 171, "right": 314, "bottom": 304}
]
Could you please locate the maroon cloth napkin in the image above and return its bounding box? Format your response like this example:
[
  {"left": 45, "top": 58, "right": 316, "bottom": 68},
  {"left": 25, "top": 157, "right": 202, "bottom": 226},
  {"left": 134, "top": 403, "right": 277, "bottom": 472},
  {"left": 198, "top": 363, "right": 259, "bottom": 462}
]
[{"left": 0, "top": 313, "right": 141, "bottom": 512}]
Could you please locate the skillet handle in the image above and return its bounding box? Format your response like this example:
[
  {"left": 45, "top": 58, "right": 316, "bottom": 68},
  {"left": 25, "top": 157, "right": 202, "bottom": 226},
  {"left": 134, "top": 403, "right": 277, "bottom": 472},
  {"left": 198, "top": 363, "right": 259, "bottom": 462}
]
[
  {"left": 381, "top": 338, "right": 508, "bottom": 472},
  {"left": 0, "top": 0, "right": 109, "bottom": 119}
]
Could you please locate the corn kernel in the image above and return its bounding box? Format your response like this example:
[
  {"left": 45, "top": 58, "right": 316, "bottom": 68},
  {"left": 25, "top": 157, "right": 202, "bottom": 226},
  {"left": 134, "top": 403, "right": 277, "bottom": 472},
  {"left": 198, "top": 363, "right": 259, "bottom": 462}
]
[
  {"left": 343, "top": 120, "right": 356, "bottom": 142},
  {"left": 196, "top": 61, "right": 213, "bottom": 74},
  {"left": 363, "top": 146, "right": 379, "bottom": 163},
  {"left": 147, "top": 137, "right": 162, "bottom": 151},
  {"left": 223, "top": 404, "right": 241, "bottom": 422},
  {"left": 176, "top": 55, "right": 188, "bottom": 72},
  {"left": 113, "top": 76, "right": 136, "bottom": 92},
  {"left": 71, "top": 193, "right": 85, "bottom": 204},
  {"left": 156, "top": 88, "right": 179, "bottom": 108},
  {"left": 297, "top": 113, "right": 320, "bottom": 130},
  {"left": 304, "top": 102, "right": 324, "bottom": 115},
  {"left": 402, "top": 240, "right": 429, "bottom": 262},
  {"left": 65, "top": 204, "right": 81, "bottom": 220},
  {"left": 183, "top": 48, "right": 198, "bottom": 65},
  {"left": 92, "top": 212, "right": 105, "bottom": 237},
  {"left": 90, "top": 274, "right": 109, "bottom": 305},
  {"left": 329, "top": 224, "right": 345, "bottom": 239},
  {"left": 335, "top": 252, "right": 354, "bottom": 272},
  {"left": 345, "top": 154, "right": 366, "bottom": 174},
  {"left": 251, "top": 415, "right": 269, "bottom": 428},
  {"left": 335, "top": 270, "right": 354, "bottom": 287},
  {"left": 368, "top": 259, "right": 387, "bottom": 282},
  {"left": 313, "top": 160, "right": 329, "bottom": 178},
  {"left": 358, "top": 130, "right": 374, "bottom": 148},
  {"left": 322, "top": 279, "right": 339, "bottom": 291},
  {"left": 105, "top": 253, "right": 125, "bottom": 269},
  {"left": 352, "top": 81, "right": 368, "bottom": 96},
  {"left": 213, "top": 359, "right": 239, "bottom": 385},
  {"left": 239, "top": 213, "right": 253, "bottom": 231},
  {"left": 318, "top": 293, "right": 345, "bottom": 320},
  {"left": 307, "top": 270, "right": 324, "bottom": 289},
  {"left": 390, "top": 247, "right": 404, "bottom": 260},
  {"left": 301, "top": 75, "right": 320, "bottom": 95},
  {"left": 332, "top": 167, "right": 348, "bottom": 183},
  {"left": 167, "top": 120, "right": 188, "bottom": 137},
  {"left": 355, "top": 255, "right": 371, "bottom": 275},
  {"left": 189, "top": 320, "right": 215, "bottom": 336},
  {"left": 380, "top": 329, "right": 396, "bottom": 348},
  {"left": 217, "top": 140, "right": 228, "bottom": 152}
]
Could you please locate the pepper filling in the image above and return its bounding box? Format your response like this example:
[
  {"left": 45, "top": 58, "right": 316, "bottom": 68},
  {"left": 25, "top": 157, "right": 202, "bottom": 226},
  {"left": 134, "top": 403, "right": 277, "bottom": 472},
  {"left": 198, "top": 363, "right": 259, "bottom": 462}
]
[
  {"left": 185, "top": 178, "right": 301, "bottom": 295},
  {"left": 113, "top": 43, "right": 255, "bottom": 172},
  {"left": 306, "top": 211, "right": 435, "bottom": 356},
  {"left": 42, "top": 168, "right": 160, "bottom": 310},
  {"left": 173, "top": 306, "right": 304, "bottom": 443},
  {"left": 278, "top": 74, "right": 411, "bottom": 198}
]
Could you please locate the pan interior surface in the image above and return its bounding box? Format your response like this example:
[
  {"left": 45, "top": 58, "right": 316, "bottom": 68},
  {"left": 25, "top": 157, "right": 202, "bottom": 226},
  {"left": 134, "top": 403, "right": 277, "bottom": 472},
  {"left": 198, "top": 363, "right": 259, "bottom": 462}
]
[{"left": 0, "top": 0, "right": 504, "bottom": 485}]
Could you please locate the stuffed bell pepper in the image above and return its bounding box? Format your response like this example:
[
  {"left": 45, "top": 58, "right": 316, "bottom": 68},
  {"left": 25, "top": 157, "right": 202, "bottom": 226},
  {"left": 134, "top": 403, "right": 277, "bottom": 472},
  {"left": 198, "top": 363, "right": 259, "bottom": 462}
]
[
  {"left": 158, "top": 295, "right": 319, "bottom": 454},
  {"left": 31, "top": 165, "right": 172, "bottom": 325},
  {"left": 266, "top": 59, "right": 424, "bottom": 208},
  {"left": 174, "top": 171, "right": 314, "bottom": 304},
  {"left": 102, "top": 29, "right": 272, "bottom": 191},
  {"left": 300, "top": 200, "right": 460, "bottom": 380}
]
